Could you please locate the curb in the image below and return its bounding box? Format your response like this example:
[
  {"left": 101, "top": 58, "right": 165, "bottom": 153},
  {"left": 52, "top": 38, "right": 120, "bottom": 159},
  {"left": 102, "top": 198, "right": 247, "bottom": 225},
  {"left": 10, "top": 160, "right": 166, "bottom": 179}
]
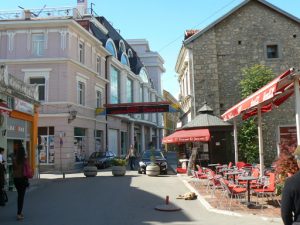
[{"left": 177, "top": 173, "right": 282, "bottom": 222}]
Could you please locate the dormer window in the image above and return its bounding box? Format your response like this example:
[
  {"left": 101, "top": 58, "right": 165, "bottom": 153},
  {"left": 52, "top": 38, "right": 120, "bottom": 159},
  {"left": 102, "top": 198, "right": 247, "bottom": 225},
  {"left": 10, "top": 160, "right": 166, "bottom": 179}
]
[
  {"left": 119, "top": 40, "right": 126, "bottom": 53},
  {"left": 105, "top": 39, "right": 117, "bottom": 58},
  {"left": 121, "top": 53, "right": 130, "bottom": 66}
]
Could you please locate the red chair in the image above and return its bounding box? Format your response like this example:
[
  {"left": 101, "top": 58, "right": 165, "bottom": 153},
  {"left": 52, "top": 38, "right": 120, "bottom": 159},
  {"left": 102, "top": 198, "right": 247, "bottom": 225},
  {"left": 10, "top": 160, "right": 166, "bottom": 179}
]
[
  {"left": 252, "top": 172, "right": 279, "bottom": 207},
  {"left": 219, "top": 178, "right": 247, "bottom": 210}
]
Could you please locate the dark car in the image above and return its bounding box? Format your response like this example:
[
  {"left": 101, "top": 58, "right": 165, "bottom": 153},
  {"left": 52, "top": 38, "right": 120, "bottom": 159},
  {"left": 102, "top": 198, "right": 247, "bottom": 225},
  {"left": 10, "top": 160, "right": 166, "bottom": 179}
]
[
  {"left": 84, "top": 151, "right": 116, "bottom": 169},
  {"left": 138, "top": 150, "right": 168, "bottom": 175}
]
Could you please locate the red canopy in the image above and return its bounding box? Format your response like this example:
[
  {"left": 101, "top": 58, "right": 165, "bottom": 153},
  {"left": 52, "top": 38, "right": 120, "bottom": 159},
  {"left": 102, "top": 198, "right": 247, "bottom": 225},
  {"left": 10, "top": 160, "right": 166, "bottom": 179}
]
[
  {"left": 222, "top": 68, "right": 296, "bottom": 121},
  {"left": 162, "top": 129, "right": 210, "bottom": 144}
]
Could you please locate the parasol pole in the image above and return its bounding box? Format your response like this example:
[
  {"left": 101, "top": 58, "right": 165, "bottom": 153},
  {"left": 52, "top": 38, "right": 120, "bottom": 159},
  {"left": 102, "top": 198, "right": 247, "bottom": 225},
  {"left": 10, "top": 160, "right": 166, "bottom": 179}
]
[
  {"left": 294, "top": 75, "right": 300, "bottom": 145},
  {"left": 233, "top": 118, "right": 238, "bottom": 164},
  {"left": 257, "top": 104, "right": 264, "bottom": 177}
]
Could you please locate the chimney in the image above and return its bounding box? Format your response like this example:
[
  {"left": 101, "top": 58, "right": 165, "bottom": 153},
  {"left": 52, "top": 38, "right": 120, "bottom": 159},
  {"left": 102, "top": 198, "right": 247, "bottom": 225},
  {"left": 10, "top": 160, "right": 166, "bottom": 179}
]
[
  {"left": 23, "top": 10, "right": 31, "bottom": 20},
  {"left": 77, "top": 0, "right": 88, "bottom": 16}
]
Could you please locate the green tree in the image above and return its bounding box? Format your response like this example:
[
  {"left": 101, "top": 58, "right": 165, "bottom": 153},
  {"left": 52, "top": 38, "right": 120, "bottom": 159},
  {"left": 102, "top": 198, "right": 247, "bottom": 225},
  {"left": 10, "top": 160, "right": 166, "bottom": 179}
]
[{"left": 238, "top": 65, "right": 274, "bottom": 163}]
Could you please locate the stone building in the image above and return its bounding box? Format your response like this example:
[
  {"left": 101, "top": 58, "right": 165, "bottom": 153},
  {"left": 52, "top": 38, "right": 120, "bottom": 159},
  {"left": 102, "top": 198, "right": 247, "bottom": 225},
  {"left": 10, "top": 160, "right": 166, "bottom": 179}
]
[{"left": 175, "top": 0, "right": 300, "bottom": 165}]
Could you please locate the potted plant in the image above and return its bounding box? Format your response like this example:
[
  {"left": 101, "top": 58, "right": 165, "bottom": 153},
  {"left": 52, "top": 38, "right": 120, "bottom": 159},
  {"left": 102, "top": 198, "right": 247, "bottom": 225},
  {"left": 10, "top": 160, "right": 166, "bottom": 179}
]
[
  {"left": 146, "top": 147, "right": 160, "bottom": 176},
  {"left": 111, "top": 158, "right": 127, "bottom": 176},
  {"left": 83, "top": 160, "right": 98, "bottom": 177}
]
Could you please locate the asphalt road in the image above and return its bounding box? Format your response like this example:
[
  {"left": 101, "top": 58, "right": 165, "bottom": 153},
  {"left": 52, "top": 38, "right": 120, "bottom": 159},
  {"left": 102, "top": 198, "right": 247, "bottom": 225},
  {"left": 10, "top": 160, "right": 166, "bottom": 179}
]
[{"left": 0, "top": 168, "right": 282, "bottom": 225}]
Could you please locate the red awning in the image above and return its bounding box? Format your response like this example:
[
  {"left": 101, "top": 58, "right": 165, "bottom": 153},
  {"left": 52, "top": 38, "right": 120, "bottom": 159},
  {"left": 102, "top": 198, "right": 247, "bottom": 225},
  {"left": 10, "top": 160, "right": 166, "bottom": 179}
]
[
  {"left": 162, "top": 129, "right": 210, "bottom": 144},
  {"left": 222, "top": 68, "right": 297, "bottom": 121}
]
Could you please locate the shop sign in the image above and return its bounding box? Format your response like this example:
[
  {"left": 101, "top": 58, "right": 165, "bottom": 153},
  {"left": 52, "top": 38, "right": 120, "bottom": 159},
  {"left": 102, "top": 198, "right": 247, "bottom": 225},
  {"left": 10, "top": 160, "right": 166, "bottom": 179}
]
[
  {"left": 14, "top": 98, "right": 34, "bottom": 115},
  {"left": 6, "top": 118, "right": 26, "bottom": 139}
]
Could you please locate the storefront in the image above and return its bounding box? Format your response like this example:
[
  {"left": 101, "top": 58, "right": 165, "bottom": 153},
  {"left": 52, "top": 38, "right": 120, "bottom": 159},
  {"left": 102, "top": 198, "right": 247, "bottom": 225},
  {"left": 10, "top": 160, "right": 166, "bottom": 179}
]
[{"left": 0, "top": 66, "right": 39, "bottom": 189}]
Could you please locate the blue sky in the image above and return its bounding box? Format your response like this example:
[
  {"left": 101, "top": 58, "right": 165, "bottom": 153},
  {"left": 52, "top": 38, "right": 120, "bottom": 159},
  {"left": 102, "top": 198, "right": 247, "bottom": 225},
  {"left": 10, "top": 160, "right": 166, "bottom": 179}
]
[{"left": 2, "top": 0, "right": 300, "bottom": 98}]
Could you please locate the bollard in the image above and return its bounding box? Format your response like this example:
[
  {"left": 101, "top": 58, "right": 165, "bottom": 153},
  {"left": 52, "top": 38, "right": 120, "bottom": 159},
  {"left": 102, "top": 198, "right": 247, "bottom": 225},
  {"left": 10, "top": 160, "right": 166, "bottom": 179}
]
[{"left": 166, "top": 195, "right": 169, "bottom": 205}]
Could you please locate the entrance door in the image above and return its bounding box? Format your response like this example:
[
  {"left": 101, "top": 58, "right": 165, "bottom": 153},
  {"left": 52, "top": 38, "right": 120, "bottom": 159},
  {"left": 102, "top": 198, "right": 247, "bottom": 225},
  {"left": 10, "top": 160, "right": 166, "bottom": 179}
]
[{"left": 108, "top": 129, "right": 118, "bottom": 155}]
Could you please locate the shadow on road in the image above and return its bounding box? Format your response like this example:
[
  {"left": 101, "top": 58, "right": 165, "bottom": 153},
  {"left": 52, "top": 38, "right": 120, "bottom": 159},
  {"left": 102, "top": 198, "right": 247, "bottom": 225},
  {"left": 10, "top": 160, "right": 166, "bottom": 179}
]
[{"left": 0, "top": 173, "right": 192, "bottom": 225}]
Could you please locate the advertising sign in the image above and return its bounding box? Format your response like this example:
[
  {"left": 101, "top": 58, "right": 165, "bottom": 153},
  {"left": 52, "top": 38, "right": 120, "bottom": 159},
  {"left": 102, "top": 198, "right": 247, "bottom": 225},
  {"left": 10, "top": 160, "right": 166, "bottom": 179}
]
[{"left": 14, "top": 98, "right": 34, "bottom": 115}]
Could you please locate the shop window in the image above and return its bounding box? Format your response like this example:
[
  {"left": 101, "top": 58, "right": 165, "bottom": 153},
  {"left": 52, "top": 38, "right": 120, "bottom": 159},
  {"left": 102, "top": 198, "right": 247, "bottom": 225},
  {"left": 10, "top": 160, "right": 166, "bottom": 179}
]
[
  {"left": 30, "top": 77, "right": 45, "bottom": 101},
  {"left": 74, "top": 127, "right": 86, "bottom": 162},
  {"left": 38, "top": 126, "right": 55, "bottom": 164},
  {"left": 95, "top": 130, "right": 103, "bottom": 151},
  {"left": 121, "top": 132, "right": 128, "bottom": 156},
  {"left": 32, "top": 33, "right": 44, "bottom": 56}
]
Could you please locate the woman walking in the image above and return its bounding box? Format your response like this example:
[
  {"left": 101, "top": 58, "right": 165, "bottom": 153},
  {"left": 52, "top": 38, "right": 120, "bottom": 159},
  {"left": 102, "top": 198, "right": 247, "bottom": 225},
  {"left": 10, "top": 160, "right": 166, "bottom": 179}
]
[{"left": 12, "top": 142, "right": 28, "bottom": 221}]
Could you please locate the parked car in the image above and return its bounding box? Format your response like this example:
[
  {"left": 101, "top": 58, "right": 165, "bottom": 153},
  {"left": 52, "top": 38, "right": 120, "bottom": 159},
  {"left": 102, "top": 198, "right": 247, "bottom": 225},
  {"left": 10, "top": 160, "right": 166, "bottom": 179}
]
[
  {"left": 84, "top": 151, "right": 116, "bottom": 169},
  {"left": 138, "top": 150, "right": 168, "bottom": 175}
]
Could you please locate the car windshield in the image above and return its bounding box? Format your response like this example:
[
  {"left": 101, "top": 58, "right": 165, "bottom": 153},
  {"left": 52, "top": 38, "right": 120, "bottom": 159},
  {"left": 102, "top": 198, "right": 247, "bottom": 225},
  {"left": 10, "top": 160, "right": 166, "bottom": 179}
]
[
  {"left": 142, "top": 151, "right": 164, "bottom": 159},
  {"left": 94, "top": 152, "right": 106, "bottom": 158}
]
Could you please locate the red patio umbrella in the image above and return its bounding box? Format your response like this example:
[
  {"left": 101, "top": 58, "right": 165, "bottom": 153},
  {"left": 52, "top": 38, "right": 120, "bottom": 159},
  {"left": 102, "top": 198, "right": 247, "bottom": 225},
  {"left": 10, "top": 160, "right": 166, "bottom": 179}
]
[{"left": 221, "top": 68, "right": 300, "bottom": 175}]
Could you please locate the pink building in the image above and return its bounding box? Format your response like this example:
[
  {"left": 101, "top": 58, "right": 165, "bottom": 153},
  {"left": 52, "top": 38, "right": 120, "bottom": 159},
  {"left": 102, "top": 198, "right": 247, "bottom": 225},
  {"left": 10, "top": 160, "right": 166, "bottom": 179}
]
[{"left": 0, "top": 2, "right": 164, "bottom": 171}]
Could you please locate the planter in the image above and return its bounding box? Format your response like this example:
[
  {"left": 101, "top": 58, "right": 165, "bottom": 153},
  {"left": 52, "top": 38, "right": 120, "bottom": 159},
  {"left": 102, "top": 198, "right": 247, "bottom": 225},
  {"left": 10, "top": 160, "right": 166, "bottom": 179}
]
[
  {"left": 146, "top": 164, "right": 160, "bottom": 176},
  {"left": 112, "top": 166, "right": 126, "bottom": 176},
  {"left": 83, "top": 165, "right": 98, "bottom": 177}
]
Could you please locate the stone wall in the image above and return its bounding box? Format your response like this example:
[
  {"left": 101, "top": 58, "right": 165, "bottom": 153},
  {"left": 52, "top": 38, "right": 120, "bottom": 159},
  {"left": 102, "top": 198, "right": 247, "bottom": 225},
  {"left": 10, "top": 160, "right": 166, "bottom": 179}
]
[{"left": 189, "top": 1, "right": 300, "bottom": 165}]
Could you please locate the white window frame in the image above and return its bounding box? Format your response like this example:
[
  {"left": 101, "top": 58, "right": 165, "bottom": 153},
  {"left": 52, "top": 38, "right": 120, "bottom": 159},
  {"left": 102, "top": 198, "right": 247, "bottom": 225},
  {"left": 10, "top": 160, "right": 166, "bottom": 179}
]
[
  {"left": 95, "top": 86, "right": 103, "bottom": 108},
  {"left": 96, "top": 55, "right": 101, "bottom": 76},
  {"left": 32, "top": 33, "right": 45, "bottom": 56},
  {"left": 79, "top": 40, "right": 85, "bottom": 64},
  {"left": 23, "top": 68, "right": 51, "bottom": 102},
  {"left": 76, "top": 75, "right": 88, "bottom": 106}
]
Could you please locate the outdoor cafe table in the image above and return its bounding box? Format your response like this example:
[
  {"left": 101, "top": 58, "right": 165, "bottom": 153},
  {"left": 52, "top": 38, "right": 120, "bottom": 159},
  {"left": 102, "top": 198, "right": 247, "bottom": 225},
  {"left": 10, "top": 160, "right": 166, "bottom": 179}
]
[
  {"left": 238, "top": 176, "right": 257, "bottom": 206},
  {"left": 224, "top": 171, "right": 243, "bottom": 182},
  {"left": 207, "top": 163, "right": 219, "bottom": 170}
]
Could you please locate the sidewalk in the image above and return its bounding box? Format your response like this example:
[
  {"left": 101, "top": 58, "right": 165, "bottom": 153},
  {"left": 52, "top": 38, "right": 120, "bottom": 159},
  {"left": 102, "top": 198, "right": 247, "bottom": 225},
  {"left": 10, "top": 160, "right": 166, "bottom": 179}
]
[{"left": 171, "top": 165, "right": 282, "bottom": 221}]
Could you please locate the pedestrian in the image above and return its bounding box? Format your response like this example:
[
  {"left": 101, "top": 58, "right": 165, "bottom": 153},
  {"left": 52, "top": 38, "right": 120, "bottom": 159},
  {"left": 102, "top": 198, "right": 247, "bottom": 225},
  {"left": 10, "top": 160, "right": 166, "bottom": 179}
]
[
  {"left": 12, "top": 141, "right": 29, "bottom": 221},
  {"left": 126, "top": 144, "right": 136, "bottom": 170},
  {"left": 281, "top": 145, "right": 300, "bottom": 225},
  {"left": 0, "top": 147, "right": 6, "bottom": 206}
]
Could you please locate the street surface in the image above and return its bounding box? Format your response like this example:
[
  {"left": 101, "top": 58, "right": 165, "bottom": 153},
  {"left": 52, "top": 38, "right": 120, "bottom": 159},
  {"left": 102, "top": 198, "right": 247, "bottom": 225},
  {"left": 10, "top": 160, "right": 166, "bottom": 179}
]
[{"left": 0, "top": 158, "right": 283, "bottom": 225}]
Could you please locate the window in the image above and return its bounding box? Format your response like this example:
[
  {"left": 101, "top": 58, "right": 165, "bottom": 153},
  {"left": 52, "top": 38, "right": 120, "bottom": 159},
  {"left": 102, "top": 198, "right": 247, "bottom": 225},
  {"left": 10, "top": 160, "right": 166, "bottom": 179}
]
[
  {"left": 95, "top": 130, "right": 103, "bottom": 152},
  {"left": 110, "top": 66, "right": 120, "bottom": 104},
  {"left": 126, "top": 78, "right": 133, "bottom": 103},
  {"left": 121, "top": 53, "right": 130, "bottom": 66},
  {"left": 105, "top": 39, "right": 117, "bottom": 58},
  {"left": 139, "top": 68, "right": 149, "bottom": 83},
  {"left": 96, "top": 56, "right": 101, "bottom": 76},
  {"left": 79, "top": 41, "right": 85, "bottom": 63},
  {"left": 38, "top": 126, "right": 54, "bottom": 164},
  {"left": 74, "top": 127, "right": 86, "bottom": 162},
  {"left": 119, "top": 40, "right": 126, "bottom": 53},
  {"left": 266, "top": 45, "right": 279, "bottom": 59},
  {"left": 32, "top": 33, "right": 44, "bottom": 56},
  {"left": 30, "top": 77, "right": 45, "bottom": 101},
  {"left": 96, "top": 90, "right": 102, "bottom": 108},
  {"left": 78, "top": 81, "right": 85, "bottom": 105}
]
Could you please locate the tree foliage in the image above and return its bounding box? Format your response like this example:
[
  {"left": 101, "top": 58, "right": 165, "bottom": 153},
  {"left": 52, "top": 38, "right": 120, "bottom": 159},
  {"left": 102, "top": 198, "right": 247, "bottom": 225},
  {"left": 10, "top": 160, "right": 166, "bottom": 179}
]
[{"left": 238, "top": 65, "right": 274, "bottom": 163}]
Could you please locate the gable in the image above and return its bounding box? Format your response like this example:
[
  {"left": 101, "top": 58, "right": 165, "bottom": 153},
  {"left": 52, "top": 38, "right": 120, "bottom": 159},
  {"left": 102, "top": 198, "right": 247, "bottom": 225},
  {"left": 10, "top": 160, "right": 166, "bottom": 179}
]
[{"left": 184, "top": 0, "right": 300, "bottom": 46}]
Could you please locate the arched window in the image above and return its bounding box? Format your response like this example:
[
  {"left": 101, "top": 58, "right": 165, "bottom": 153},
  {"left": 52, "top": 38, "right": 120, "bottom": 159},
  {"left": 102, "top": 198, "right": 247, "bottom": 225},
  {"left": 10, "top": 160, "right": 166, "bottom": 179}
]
[
  {"left": 128, "top": 49, "right": 133, "bottom": 58},
  {"left": 119, "top": 40, "right": 126, "bottom": 53},
  {"left": 121, "top": 53, "right": 130, "bottom": 66},
  {"left": 105, "top": 39, "right": 117, "bottom": 58},
  {"left": 139, "top": 68, "right": 149, "bottom": 83}
]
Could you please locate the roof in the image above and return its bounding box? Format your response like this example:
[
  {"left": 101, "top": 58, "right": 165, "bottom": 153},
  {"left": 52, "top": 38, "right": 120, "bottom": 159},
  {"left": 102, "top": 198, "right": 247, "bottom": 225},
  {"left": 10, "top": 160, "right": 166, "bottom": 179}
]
[
  {"left": 89, "top": 16, "right": 150, "bottom": 81},
  {"left": 184, "top": 0, "right": 300, "bottom": 45},
  {"left": 182, "top": 103, "right": 231, "bottom": 128}
]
